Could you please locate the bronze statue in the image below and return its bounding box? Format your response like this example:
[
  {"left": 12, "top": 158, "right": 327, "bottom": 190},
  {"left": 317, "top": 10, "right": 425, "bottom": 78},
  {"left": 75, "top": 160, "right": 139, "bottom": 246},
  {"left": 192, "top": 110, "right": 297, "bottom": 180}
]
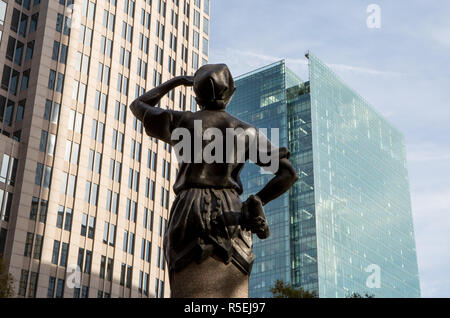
[{"left": 130, "top": 64, "right": 298, "bottom": 298}]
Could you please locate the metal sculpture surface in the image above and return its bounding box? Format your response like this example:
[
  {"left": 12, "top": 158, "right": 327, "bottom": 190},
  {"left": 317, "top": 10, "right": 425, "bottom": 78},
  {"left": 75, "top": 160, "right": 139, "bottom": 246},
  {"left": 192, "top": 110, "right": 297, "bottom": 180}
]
[{"left": 130, "top": 64, "right": 298, "bottom": 297}]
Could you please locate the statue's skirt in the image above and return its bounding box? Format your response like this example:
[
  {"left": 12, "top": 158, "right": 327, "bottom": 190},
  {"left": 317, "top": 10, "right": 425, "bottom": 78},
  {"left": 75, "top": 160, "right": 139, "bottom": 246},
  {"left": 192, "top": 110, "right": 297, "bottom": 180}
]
[{"left": 163, "top": 188, "right": 254, "bottom": 297}]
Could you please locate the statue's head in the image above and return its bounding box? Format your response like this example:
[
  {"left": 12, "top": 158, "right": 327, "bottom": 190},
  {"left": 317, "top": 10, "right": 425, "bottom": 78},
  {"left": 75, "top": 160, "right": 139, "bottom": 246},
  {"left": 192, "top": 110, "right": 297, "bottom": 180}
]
[{"left": 193, "top": 64, "right": 236, "bottom": 110}]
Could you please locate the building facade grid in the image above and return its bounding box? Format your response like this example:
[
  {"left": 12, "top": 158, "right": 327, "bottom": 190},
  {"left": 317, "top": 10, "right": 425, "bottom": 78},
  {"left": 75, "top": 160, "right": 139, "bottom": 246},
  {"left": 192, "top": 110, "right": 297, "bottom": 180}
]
[{"left": 0, "top": 0, "right": 209, "bottom": 298}]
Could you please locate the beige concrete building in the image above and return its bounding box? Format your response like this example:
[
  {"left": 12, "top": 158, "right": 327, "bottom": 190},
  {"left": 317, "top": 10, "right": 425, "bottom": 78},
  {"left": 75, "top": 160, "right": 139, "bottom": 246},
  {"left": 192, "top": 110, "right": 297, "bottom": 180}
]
[{"left": 0, "top": 0, "right": 209, "bottom": 298}]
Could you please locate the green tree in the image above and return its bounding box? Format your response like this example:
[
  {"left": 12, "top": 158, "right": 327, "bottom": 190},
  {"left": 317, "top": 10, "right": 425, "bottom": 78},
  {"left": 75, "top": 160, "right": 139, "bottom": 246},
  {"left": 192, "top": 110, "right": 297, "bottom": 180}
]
[
  {"left": 270, "top": 280, "right": 318, "bottom": 298},
  {"left": 0, "top": 257, "right": 14, "bottom": 298},
  {"left": 346, "top": 292, "right": 375, "bottom": 298}
]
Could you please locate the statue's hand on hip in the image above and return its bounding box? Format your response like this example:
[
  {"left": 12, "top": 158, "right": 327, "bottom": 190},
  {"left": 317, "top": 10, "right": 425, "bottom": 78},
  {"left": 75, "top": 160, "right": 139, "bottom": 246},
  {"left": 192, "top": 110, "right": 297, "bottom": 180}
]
[{"left": 242, "top": 195, "right": 270, "bottom": 239}]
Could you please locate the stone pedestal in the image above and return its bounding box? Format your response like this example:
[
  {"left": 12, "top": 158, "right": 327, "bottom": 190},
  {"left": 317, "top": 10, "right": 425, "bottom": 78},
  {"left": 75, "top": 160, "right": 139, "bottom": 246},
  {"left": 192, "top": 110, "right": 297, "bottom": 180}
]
[{"left": 170, "top": 256, "right": 249, "bottom": 298}]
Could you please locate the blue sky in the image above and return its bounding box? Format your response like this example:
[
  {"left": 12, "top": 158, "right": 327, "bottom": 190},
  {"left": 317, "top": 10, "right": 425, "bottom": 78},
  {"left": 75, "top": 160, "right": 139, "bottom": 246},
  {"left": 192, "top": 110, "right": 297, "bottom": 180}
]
[{"left": 208, "top": 0, "right": 450, "bottom": 297}]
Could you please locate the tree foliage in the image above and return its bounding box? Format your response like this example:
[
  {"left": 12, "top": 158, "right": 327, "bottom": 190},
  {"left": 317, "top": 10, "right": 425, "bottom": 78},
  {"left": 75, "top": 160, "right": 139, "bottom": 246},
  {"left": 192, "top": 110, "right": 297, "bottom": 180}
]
[
  {"left": 270, "top": 280, "right": 318, "bottom": 298},
  {"left": 270, "top": 280, "right": 376, "bottom": 299},
  {"left": 0, "top": 257, "right": 14, "bottom": 298},
  {"left": 346, "top": 292, "right": 375, "bottom": 298}
]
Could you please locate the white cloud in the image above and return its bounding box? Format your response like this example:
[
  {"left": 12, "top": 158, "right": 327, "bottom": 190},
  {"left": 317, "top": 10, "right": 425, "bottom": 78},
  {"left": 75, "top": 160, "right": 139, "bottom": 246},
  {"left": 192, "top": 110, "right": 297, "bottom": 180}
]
[
  {"left": 212, "top": 48, "right": 404, "bottom": 78},
  {"left": 407, "top": 143, "right": 450, "bottom": 163},
  {"left": 328, "top": 63, "right": 403, "bottom": 77}
]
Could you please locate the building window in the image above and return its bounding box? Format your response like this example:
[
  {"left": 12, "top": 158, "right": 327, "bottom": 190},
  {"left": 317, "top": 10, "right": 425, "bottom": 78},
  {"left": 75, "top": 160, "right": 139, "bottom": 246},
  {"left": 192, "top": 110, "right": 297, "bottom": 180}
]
[
  {"left": 91, "top": 183, "right": 99, "bottom": 206},
  {"left": 0, "top": 154, "right": 18, "bottom": 185},
  {"left": 48, "top": 134, "right": 56, "bottom": 156},
  {"left": 81, "top": 213, "right": 87, "bottom": 236},
  {"left": 14, "top": 41, "right": 25, "bottom": 66},
  {"left": 39, "top": 199, "right": 47, "bottom": 223},
  {"left": 29, "top": 197, "right": 39, "bottom": 220},
  {"left": 192, "top": 52, "right": 199, "bottom": 70},
  {"left": 144, "top": 273, "right": 149, "bottom": 295},
  {"left": 77, "top": 248, "right": 84, "bottom": 272},
  {"left": 81, "top": 285, "right": 89, "bottom": 298},
  {"left": 60, "top": 44, "right": 68, "bottom": 64},
  {"left": 52, "top": 41, "right": 60, "bottom": 61},
  {"left": 145, "top": 208, "right": 153, "bottom": 231},
  {"left": 48, "top": 70, "right": 56, "bottom": 90},
  {"left": 60, "top": 172, "right": 68, "bottom": 195},
  {"left": 109, "top": 224, "right": 116, "bottom": 246},
  {"left": 59, "top": 242, "right": 68, "bottom": 267},
  {"left": 43, "top": 166, "right": 52, "bottom": 189},
  {"left": 203, "top": 17, "right": 209, "bottom": 35},
  {"left": 150, "top": 181, "right": 155, "bottom": 200},
  {"left": 123, "top": 230, "right": 128, "bottom": 252},
  {"left": 107, "top": 258, "right": 113, "bottom": 281},
  {"left": 204, "top": 0, "right": 209, "bottom": 14},
  {"left": 0, "top": 191, "right": 13, "bottom": 222},
  {"left": 193, "top": 10, "right": 200, "bottom": 27},
  {"left": 146, "top": 240, "right": 151, "bottom": 262},
  {"left": 64, "top": 208, "right": 73, "bottom": 231},
  {"left": 128, "top": 232, "right": 135, "bottom": 255},
  {"left": 64, "top": 174, "right": 76, "bottom": 197},
  {"left": 157, "top": 246, "right": 161, "bottom": 268},
  {"left": 25, "top": 41, "right": 34, "bottom": 61},
  {"left": 88, "top": 150, "right": 94, "bottom": 171},
  {"left": 139, "top": 271, "right": 143, "bottom": 293},
  {"left": 33, "top": 234, "right": 43, "bottom": 260},
  {"left": 155, "top": 278, "right": 159, "bottom": 298},
  {"left": 202, "top": 37, "right": 209, "bottom": 56},
  {"left": 55, "top": 279, "right": 64, "bottom": 298},
  {"left": 34, "top": 163, "right": 43, "bottom": 186},
  {"left": 24, "top": 232, "right": 33, "bottom": 257},
  {"left": 39, "top": 130, "right": 48, "bottom": 152},
  {"left": 47, "top": 277, "right": 56, "bottom": 298},
  {"left": 126, "top": 265, "right": 132, "bottom": 288},
  {"left": 120, "top": 263, "right": 126, "bottom": 286},
  {"left": 0, "top": 1, "right": 6, "bottom": 25},
  {"left": 94, "top": 91, "right": 107, "bottom": 113},
  {"left": 28, "top": 272, "right": 38, "bottom": 298},
  {"left": 51, "top": 102, "right": 60, "bottom": 124},
  {"left": 84, "top": 250, "right": 92, "bottom": 274},
  {"left": 51, "top": 240, "right": 60, "bottom": 265},
  {"left": 94, "top": 152, "right": 102, "bottom": 174},
  {"left": 103, "top": 221, "right": 109, "bottom": 243},
  {"left": 88, "top": 216, "right": 95, "bottom": 238},
  {"left": 159, "top": 280, "right": 165, "bottom": 298},
  {"left": 56, "top": 206, "right": 64, "bottom": 228},
  {"left": 55, "top": 72, "right": 64, "bottom": 92},
  {"left": 112, "top": 192, "right": 119, "bottom": 214},
  {"left": 18, "top": 12, "right": 29, "bottom": 37},
  {"left": 18, "top": 270, "right": 29, "bottom": 296},
  {"left": 140, "top": 238, "right": 145, "bottom": 260},
  {"left": 193, "top": 30, "right": 199, "bottom": 49}
]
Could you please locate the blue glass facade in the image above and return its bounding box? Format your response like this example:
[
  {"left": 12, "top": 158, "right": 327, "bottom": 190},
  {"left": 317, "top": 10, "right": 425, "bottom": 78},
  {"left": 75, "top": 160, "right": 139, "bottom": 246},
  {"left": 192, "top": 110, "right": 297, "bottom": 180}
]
[
  {"left": 228, "top": 62, "right": 301, "bottom": 297},
  {"left": 227, "top": 54, "right": 420, "bottom": 298},
  {"left": 287, "top": 82, "right": 319, "bottom": 294}
]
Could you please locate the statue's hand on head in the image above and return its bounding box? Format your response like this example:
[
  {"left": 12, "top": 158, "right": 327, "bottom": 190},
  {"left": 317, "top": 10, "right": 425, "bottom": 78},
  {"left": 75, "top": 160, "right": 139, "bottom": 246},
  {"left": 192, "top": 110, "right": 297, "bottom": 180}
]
[{"left": 178, "top": 75, "right": 195, "bottom": 87}]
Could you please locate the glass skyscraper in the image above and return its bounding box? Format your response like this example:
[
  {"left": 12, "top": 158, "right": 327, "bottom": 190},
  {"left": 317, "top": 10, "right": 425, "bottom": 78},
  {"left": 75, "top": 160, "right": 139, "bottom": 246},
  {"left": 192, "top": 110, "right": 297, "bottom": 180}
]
[{"left": 227, "top": 53, "right": 420, "bottom": 298}]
